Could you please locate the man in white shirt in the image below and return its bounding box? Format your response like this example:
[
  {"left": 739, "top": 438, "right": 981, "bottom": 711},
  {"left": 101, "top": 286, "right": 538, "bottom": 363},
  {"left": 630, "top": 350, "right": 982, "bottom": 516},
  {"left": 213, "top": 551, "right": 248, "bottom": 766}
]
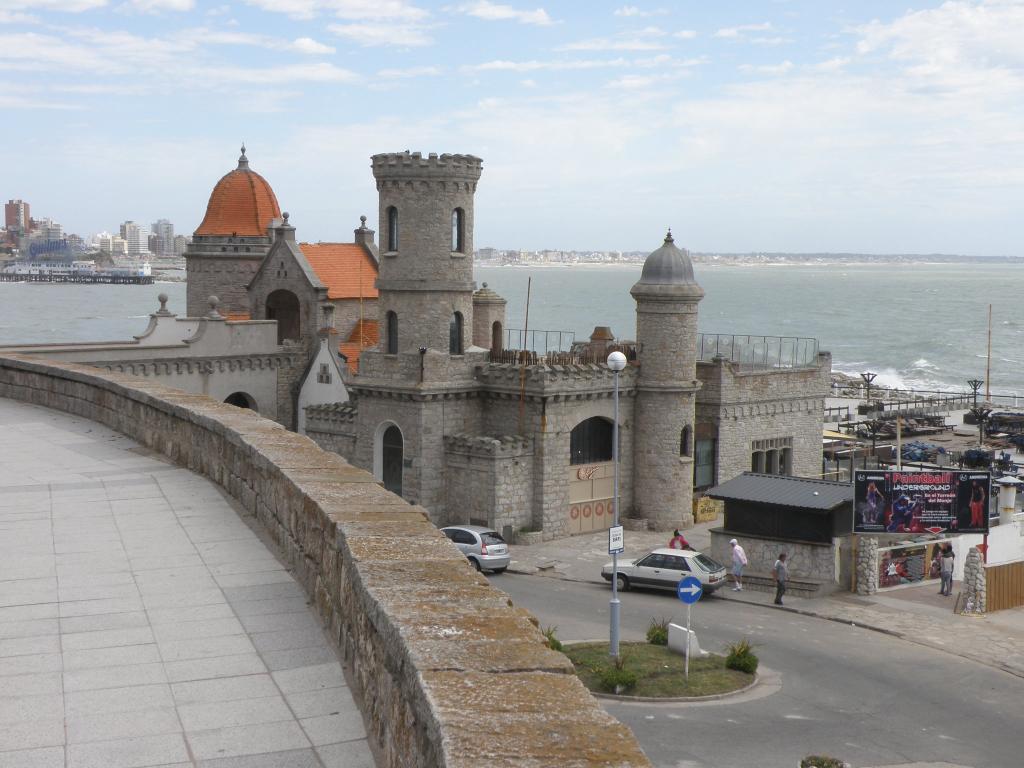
[{"left": 730, "top": 538, "right": 747, "bottom": 591}]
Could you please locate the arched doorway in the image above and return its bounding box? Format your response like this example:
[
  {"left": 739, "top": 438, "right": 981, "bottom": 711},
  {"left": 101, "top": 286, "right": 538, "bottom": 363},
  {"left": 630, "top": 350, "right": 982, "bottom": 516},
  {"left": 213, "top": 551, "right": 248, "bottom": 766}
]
[
  {"left": 266, "top": 289, "right": 300, "bottom": 344},
  {"left": 224, "top": 392, "right": 257, "bottom": 410},
  {"left": 567, "top": 416, "right": 616, "bottom": 535},
  {"left": 378, "top": 424, "right": 404, "bottom": 497}
]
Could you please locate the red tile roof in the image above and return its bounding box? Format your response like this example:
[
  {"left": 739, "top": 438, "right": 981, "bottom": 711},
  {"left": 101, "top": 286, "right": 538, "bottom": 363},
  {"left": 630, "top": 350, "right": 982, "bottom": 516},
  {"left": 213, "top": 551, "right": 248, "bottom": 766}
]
[
  {"left": 338, "top": 319, "right": 379, "bottom": 373},
  {"left": 225, "top": 312, "right": 251, "bottom": 321},
  {"left": 195, "top": 166, "right": 281, "bottom": 237},
  {"left": 299, "top": 243, "right": 379, "bottom": 300}
]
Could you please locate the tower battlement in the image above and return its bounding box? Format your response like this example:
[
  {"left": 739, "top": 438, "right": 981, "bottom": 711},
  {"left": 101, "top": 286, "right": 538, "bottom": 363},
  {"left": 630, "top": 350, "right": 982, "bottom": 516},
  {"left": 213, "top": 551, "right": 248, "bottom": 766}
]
[{"left": 371, "top": 151, "right": 483, "bottom": 182}]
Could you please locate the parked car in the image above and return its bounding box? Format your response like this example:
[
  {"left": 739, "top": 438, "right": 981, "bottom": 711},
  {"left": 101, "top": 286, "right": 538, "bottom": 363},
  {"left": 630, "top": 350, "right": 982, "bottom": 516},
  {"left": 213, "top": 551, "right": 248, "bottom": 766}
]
[
  {"left": 440, "top": 525, "right": 510, "bottom": 573},
  {"left": 600, "top": 548, "right": 727, "bottom": 595}
]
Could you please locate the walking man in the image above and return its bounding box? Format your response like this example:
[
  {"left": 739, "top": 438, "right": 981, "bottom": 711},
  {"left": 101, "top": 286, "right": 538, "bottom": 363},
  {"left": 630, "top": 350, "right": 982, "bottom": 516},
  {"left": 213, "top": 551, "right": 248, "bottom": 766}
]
[
  {"left": 730, "top": 538, "right": 747, "bottom": 591},
  {"left": 939, "top": 543, "right": 955, "bottom": 596},
  {"left": 773, "top": 552, "right": 788, "bottom": 606}
]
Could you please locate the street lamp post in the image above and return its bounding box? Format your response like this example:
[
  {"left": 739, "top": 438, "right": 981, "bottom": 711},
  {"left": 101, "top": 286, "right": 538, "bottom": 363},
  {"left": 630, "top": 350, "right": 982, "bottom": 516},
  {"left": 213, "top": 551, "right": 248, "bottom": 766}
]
[
  {"left": 607, "top": 350, "right": 627, "bottom": 659},
  {"left": 968, "top": 405, "right": 992, "bottom": 449},
  {"left": 864, "top": 419, "right": 883, "bottom": 469},
  {"left": 860, "top": 372, "right": 877, "bottom": 415},
  {"left": 967, "top": 378, "right": 983, "bottom": 409}
]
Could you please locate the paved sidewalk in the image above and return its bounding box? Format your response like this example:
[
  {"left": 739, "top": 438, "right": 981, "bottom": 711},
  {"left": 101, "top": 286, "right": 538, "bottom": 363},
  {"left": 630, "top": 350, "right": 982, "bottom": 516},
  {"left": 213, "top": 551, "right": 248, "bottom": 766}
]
[
  {"left": 0, "top": 398, "right": 374, "bottom": 768},
  {"left": 506, "top": 522, "right": 1024, "bottom": 680}
]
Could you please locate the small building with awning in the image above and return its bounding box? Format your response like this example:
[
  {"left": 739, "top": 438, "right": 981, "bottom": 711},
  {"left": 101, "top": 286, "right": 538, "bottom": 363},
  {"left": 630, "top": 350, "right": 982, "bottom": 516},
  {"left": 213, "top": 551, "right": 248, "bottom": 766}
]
[{"left": 705, "top": 472, "right": 854, "bottom": 592}]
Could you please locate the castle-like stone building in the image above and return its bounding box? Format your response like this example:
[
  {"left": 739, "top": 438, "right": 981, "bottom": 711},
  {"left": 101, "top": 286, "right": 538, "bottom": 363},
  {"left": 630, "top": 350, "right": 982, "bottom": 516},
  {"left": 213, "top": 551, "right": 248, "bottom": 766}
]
[{"left": 14, "top": 147, "right": 830, "bottom": 540}]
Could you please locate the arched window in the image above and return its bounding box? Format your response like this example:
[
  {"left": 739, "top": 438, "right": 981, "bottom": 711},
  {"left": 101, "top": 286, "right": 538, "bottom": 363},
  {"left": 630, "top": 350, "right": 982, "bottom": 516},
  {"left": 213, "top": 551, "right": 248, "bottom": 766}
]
[
  {"left": 491, "top": 320, "right": 503, "bottom": 352},
  {"left": 386, "top": 311, "right": 398, "bottom": 354},
  {"left": 570, "top": 417, "right": 614, "bottom": 465},
  {"left": 451, "top": 208, "right": 465, "bottom": 253},
  {"left": 386, "top": 206, "right": 399, "bottom": 251},
  {"left": 265, "top": 289, "right": 300, "bottom": 344},
  {"left": 679, "top": 425, "right": 692, "bottom": 457},
  {"left": 449, "top": 311, "right": 464, "bottom": 355}
]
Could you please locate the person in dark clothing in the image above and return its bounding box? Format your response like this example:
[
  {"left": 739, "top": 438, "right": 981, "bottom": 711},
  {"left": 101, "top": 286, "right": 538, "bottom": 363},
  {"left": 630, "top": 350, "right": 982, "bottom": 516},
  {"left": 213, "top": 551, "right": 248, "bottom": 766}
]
[{"left": 773, "top": 553, "right": 788, "bottom": 606}]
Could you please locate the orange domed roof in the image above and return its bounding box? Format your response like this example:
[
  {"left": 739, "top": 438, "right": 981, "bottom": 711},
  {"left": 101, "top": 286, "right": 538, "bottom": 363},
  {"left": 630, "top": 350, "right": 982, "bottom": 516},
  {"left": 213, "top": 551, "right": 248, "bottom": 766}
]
[{"left": 194, "top": 146, "right": 282, "bottom": 237}]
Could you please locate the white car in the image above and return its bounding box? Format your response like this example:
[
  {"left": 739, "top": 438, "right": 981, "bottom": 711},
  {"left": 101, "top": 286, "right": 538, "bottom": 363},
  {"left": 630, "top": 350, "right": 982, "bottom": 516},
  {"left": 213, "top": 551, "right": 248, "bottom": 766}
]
[{"left": 601, "top": 548, "right": 728, "bottom": 596}]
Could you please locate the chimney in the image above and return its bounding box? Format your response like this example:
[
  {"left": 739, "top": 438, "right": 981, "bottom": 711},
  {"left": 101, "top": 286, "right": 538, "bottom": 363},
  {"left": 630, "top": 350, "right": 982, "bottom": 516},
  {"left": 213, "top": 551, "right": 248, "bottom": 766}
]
[{"left": 354, "top": 215, "right": 375, "bottom": 248}]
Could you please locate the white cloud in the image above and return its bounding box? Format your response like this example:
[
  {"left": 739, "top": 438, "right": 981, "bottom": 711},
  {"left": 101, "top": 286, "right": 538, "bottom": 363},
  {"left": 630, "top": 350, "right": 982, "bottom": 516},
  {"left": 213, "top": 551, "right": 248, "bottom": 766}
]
[
  {"left": 749, "top": 36, "right": 789, "bottom": 46},
  {"left": 739, "top": 60, "right": 793, "bottom": 75},
  {"left": 814, "top": 56, "right": 849, "bottom": 72},
  {"left": 205, "top": 62, "right": 356, "bottom": 83},
  {"left": 328, "top": 21, "right": 432, "bottom": 46},
  {"left": 613, "top": 5, "right": 666, "bottom": 17},
  {"left": 560, "top": 27, "right": 667, "bottom": 52},
  {"left": 714, "top": 22, "right": 772, "bottom": 39},
  {"left": 291, "top": 36, "right": 335, "bottom": 54},
  {"left": 377, "top": 64, "right": 441, "bottom": 78},
  {"left": 0, "top": 0, "right": 106, "bottom": 10},
  {"left": 122, "top": 0, "right": 194, "bottom": 11},
  {"left": 454, "top": 1, "right": 553, "bottom": 26},
  {"left": 470, "top": 57, "right": 627, "bottom": 72},
  {"left": 0, "top": 10, "right": 39, "bottom": 22},
  {"left": 243, "top": 0, "right": 428, "bottom": 22},
  {"left": 673, "top": 29, "right": 696, "bottom": 39}
]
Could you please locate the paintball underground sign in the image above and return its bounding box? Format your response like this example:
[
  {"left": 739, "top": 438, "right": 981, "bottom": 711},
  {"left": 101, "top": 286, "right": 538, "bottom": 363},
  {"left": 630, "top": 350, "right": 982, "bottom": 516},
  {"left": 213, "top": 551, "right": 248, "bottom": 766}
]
[{"left": 854, "top": 470, "right": 991, "bottom": 535}]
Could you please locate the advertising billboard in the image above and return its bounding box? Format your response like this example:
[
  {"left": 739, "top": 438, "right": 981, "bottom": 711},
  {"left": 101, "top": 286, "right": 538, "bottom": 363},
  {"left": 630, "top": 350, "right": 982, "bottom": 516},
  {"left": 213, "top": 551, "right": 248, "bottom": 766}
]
[{"left": 854, "top": 470, "right": 990, "bottom": 535}]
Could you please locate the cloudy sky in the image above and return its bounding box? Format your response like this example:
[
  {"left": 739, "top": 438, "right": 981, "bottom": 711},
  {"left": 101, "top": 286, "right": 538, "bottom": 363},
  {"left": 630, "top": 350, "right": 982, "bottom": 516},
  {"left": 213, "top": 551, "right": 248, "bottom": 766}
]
[{"left": 2, "top": 0, "right": 1023, "bottom": 255}]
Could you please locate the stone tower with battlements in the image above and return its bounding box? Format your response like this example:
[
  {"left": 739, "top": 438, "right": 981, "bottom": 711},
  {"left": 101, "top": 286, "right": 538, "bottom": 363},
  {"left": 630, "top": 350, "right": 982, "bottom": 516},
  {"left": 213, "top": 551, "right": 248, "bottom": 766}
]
[
  {"left": 630, "top": 231, "right": 704, "bottom": 529},
  {"left": 371, "top": 152, "right": 482, "bottom": 356}
]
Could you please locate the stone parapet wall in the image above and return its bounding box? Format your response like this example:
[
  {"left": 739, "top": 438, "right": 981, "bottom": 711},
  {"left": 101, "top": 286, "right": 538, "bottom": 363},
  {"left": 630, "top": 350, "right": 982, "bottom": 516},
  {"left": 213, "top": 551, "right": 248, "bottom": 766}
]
[{"left": 0, "top": 353, "right": 650, "bottom": 768}]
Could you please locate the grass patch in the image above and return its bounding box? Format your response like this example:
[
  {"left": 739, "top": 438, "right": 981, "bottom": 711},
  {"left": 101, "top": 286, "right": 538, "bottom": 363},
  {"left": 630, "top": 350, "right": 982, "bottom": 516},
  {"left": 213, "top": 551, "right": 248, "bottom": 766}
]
[{"left": 564, "top": 641, "right": 754, "bottom": 698}]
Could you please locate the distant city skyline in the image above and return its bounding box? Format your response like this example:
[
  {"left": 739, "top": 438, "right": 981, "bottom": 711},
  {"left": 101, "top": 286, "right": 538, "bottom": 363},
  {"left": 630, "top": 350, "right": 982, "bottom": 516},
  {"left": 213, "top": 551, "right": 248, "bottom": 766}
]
[{"left": 2, "top": 0, "right": 1023, "bottom": 255}]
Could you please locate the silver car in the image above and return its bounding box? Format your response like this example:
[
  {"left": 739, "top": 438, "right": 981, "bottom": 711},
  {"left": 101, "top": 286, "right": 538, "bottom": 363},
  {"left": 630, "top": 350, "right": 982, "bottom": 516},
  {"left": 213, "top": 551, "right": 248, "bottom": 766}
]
[
  {"left": 440, "top": 525, "right": 510, "bottom": 573},
  {"left": 601, "top": 547, "right": 727, "bottom": 596}
]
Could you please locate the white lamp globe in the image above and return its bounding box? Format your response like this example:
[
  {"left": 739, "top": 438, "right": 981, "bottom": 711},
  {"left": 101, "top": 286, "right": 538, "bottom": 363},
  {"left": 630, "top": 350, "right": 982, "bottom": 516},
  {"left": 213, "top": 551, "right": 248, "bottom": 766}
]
[{"left": 607, "top": 351, "right": 627, "bottom": 372}]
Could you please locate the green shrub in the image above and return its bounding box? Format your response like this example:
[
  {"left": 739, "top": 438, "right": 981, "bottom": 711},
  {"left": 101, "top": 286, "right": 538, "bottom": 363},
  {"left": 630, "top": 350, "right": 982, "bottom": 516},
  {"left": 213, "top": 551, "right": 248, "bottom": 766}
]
[
  {"left": 646, "top": 617, "right": 670, "bottom": 646},
  {"left": 725, "top": 638, "right": 759, "bottom": 674},
  {"left": 801, "top": 756, "right": 847, "bottom": 768},
  {"left": 597, "top": 663, "right": 638, "bottom": 693},
  {"left": 541, "top": 625, "right": 563, "bottom": 652}
]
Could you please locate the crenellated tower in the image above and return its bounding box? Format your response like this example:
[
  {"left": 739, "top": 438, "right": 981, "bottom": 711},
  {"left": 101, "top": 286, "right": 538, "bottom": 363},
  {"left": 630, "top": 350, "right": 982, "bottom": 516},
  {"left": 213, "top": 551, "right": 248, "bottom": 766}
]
[
  {"left": 630, "top": 231, "right": 704, "bottom": 529},
  {"left": 371, "top": 151, "right": 482, "bottom": 356}
]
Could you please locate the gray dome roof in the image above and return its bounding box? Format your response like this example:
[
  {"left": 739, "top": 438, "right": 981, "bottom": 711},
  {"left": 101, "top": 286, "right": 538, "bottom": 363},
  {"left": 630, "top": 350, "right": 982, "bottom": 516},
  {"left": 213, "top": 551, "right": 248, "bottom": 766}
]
[{"left": 636, "top": 230, "right": 697, "bottom": 286}]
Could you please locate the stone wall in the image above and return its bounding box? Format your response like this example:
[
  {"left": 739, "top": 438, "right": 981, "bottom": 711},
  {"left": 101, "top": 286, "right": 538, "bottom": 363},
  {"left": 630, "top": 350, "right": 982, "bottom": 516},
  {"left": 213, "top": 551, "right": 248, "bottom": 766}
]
[
  {"left": 444, "top": 434, "right": 534, "bottom": 534},
  {"left": 855, "top": 536, "right": 879, "bottom": 595},
  {"left": 0, "top": 353, "right": 650, "bottom": 768},
  {"left": 697, "top": 352, "right": 831, "bottom": 485},
  {"left": 710, "top": 528, "right": 843, "bottom": 584}
]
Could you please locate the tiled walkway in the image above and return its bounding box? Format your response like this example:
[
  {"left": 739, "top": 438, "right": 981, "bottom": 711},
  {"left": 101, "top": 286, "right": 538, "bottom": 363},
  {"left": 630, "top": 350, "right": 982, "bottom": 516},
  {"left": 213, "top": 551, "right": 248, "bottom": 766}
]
[{"left": 0, "top": 398, "right": 374, "bottom": 768}]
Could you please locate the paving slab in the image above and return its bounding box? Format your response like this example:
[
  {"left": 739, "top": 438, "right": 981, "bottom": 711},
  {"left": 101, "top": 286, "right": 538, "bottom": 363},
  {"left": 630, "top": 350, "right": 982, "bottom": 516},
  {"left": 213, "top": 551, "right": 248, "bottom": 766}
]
[{"left": 0, "top": 398, "right": 372, "bottom": 767}]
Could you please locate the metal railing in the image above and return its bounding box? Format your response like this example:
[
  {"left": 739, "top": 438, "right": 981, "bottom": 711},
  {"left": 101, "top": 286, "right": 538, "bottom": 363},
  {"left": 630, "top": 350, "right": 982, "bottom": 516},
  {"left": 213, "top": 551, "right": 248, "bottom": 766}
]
[
  {"left": 503, "top": 328, "right": 576, "bottom": 353},
  {"left": 488, "top": 344, "right": 637, "bottom": 367},
  {"left": 698, "top": 334, "right": 819, "bottom": 370}
]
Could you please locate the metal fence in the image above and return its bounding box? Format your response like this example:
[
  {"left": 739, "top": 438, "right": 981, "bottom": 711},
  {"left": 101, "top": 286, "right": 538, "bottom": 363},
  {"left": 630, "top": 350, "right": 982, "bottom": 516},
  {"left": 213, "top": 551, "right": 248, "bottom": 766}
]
[{"left": 697, "top": 334, "right": 820, "bottom": 370}]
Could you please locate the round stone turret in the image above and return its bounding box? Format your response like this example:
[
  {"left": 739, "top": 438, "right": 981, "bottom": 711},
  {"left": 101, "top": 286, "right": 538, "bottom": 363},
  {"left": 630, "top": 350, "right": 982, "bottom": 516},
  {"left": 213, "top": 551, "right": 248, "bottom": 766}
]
[
  {"left": 630, "top": 230, "right": 704, "bottom": 530},
  {"left": 372, "top": 151, "right": 483, "bottom": 355},
  {"left": 473, "top": 282, "right": 506, "bottom": 351}
]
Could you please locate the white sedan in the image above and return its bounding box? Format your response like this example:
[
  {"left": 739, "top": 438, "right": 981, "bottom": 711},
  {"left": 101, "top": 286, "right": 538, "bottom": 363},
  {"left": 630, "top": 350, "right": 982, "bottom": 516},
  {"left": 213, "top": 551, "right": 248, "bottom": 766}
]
[{"left": 601, "top": 548, "right": 728, "bottom": 596}]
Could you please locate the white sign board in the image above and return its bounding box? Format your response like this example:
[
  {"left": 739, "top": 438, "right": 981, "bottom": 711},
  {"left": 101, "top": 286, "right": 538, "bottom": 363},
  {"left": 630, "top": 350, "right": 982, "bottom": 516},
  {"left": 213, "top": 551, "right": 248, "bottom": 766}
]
[{"left": 608, "top": 525, "right": 624, "bottom": 555}]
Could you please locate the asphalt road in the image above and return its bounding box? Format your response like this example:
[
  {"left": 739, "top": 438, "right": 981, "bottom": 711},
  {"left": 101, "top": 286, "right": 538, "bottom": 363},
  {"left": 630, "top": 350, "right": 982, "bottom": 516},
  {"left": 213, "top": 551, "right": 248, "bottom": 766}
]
[{"left": 491, "top": 573, "right": 1024, "bottom": 768}]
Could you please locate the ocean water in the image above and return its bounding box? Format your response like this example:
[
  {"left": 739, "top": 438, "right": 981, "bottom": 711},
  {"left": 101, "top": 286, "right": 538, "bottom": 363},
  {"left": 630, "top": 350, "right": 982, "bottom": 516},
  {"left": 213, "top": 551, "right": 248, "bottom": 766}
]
[{"left": 1, "top": 262, "right": 1021, "bottom": 396}]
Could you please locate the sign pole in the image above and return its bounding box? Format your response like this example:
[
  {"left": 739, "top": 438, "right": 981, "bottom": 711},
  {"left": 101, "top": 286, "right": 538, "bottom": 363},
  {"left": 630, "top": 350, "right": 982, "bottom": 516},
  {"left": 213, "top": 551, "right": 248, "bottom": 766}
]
[{"left": 685, "top": 603, "right": 691, "bottom": 681}]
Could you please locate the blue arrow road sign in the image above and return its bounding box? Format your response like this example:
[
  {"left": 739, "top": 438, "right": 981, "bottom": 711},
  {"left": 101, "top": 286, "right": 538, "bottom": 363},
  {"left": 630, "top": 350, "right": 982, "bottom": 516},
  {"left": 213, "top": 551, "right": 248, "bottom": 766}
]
[{"left": 677, "top": 576, "right": 703, "bottom": 604}]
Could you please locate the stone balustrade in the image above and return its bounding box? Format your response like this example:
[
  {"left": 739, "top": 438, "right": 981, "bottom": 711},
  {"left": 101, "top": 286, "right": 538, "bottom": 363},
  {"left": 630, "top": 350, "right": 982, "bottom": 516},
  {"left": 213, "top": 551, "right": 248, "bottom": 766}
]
[{"left": 0, "top": 353, "right": 651, "bottom": 768}]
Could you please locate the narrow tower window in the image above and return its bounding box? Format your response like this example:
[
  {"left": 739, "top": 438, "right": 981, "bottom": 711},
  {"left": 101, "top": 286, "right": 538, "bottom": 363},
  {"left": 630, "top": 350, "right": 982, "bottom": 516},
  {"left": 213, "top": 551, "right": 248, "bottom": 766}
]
[
  {"left": 386, "top": 311, "right": 398, "bottom": 354},
  {"left": 449, "top": 312, "right": 464, "bottom": 355},
  {"left": 387, "top": 206, "right": 399, "bottom": 251},
  {"left": 451, "top": 208, "right": 465, "bottom": 253},
  {"left": 679, "top": 425, "right": 691, "bottom": 457}
]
